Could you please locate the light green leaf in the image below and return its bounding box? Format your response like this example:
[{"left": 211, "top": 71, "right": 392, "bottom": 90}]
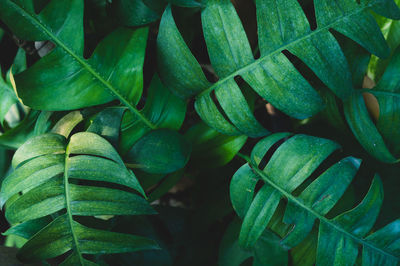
[{"left": 1, "top": 132, "right": 158, "bottom": 264}]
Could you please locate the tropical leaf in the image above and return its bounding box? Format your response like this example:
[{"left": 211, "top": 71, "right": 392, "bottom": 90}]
[
  {"left": 87, "top": 107, "right": 125, "bottom": 148},
  {"left": 218, "top": 218, "right": 288, "bottom": 266},
  {"left": 125, "top": 129, "right": 192, "bottom": 174},
  {"left": 344, "top": 45, "right": 400, "bottom": 163},
  {"left": 119, "top": 75, "right": 187, "bottom": 155},
  {"left": 185, "top": 121, "right": 247, "bottom": 169},
  {"left": 0, "top": 0, "right": 191, "bottom": 173},
  {"left": 368, "top": 0, "right": 400, "bottom": 81},
  {"left": 0, "top": 38, "right": 27, "bottom": 126},
  {"left": 0, "top": 132, "right": 159, "bottom": 264},
  {"left": 230, "top": 133, "right": 400, "bottom": 265},
  {"left": 157, "top": 0, "right": 400, "bottom": 137},
  {"left": 111, "top": 0, "right": 203, "bottom": 26},
  {"left": 0, "top": 0, "right": 151, "bottom": 128},
  {"left": 0, "top": 111, "right": 40, "bottom": 150}
]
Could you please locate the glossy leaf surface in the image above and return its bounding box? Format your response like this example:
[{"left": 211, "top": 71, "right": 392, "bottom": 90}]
[
  {"left": 0, "top": 0, "right": 152, "bottom": 131},
  {"left": 230, "top": 133, "right": 400, "bottom": 265},
  {"left": 157, "top": 0, "right": 400, "bottom": 137},
  {"left": 0, "top": 132, "right": 159, "bottom": 265}
]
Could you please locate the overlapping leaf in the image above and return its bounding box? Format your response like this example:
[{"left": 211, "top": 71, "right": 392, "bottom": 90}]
[
  {"left": 185, "top": 121, "right": 247, "bottom": 169},
  {"left": 0, "top": 132, "right": 159, "bottom": 265},
  {"left": 0, "top": 0, "right": 192, "bottom": 171},
  {"left": 218, "top": 218, "right": 288, "bottom": 266},
  {"left": 230, "top": 133, "right": 400, "bottom": 265},
  {"left": 157, "top": 0, "right": 400, "bottom": 137},
  {"left": 344, "top": 46, "right": 400, "bottom": 163},
  {"left": 0, "top": 50, "right": 20, "bottom": 126},
  {"left": 0, "top": 0, "right": 151, "bottom": 127},
  {"left": 368, "top": 0, "right": 400, "bottom": 81},
  {"left": 0, "top": 42, "right": 35, "bottom": 149}
]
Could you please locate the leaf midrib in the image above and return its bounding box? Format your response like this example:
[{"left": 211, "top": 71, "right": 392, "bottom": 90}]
[
  {"left": 63, "top": 143, "right": 85, "bottom": 265},
  {"left": 7, "top": 0, "right": 156, "bottom": 130},
  {"left": 243, "top": 159, "right": 399, "bottom": 261},
  {"left": 196, "top": 2, "right": 375, "bottom": 99}
]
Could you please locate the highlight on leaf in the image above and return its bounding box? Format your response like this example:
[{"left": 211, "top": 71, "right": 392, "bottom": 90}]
[
  {"left": 230, "top": 133, "right": 400, "bottom": 265},
  {"left": 157, "top": 0, "right": 400, "bottom": 137},
  {"left": 0, "top": 132, "right": 159, "bottom": 264}
]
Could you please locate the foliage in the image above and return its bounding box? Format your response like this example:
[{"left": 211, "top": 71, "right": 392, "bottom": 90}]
[
  {"left": 230, "top": 133, "right": 399, "bottom": 265},
  {"left": 1, "top": 131, "right": 158, "bottom": 264},
  {"left": 0, "top": 0, "right": 399, "bottom": 265},
  {"left": 157, "top": 0, "right": 399, "bottom": 137}
]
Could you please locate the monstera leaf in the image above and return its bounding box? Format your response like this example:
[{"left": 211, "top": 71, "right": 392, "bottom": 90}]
[
  {"left": 0, "top": 0, "right": 152, "bottom": 127},
  {"left": 0, "top": 0, "right": 191, "bottom": 171},
  {"left": 230, "top": 133, "right": 400, "bottom": 265},
  {"left": 0, "top": 132, "right": 159, "bottom": 264},
  {"left": 157, "top": 0, "right": 400, "bottom": 137},
  {"left": 344, "top": 46, "right": 400, "bottom": 163}
]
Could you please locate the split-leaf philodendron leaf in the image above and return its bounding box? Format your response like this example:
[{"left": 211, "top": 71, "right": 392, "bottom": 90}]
[
  {"left": 1, "top": 0, "right": 400, "bottom": 265},
  {"left": 157, "top": 0, "right": 400, "bottom": 137},
  {"left": 0, "top": 0, "right": 153, "bottom": 129},
  {"left": 231, "top": 133, "right": 400, "bottom": 265},
  {"left": 0, "top": 132, "right": 159, "bottom": 264}
]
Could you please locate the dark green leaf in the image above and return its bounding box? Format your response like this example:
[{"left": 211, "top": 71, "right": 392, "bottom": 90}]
[
  {"left": 230, "top": 133, "right": 399, "bottom": 265},
  {"left": 185, "top": 122, "right": 247, "bottom": 169},
  {"left": 157, "top": 0, "right": 400, "bottom": 136},
  {"left": 126, "top": 129, "right": 191, "bottom": 174}
]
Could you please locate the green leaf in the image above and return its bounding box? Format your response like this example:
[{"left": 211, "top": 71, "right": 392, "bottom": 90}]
[
  {"left": 363, "top": 219, "right": 400, "bottom": 265},
  {"left": 185, "top": 122, "right": 247, "bottom": 169},
  {"left": 120, "top": 75, "right": 186, "bottom": 154},
  {"left": 0, "top": 111, "right": 40, "bottom": 150},
  {"left": 126, "top": 129, "right": 191, "bottom": 174},
  {"left": 157, "top": 0, "right": 400, "bottom": 136},
  {"left": 111, "top": 0, "right": 162, "bottom": 26},
  {"left": 4, "top": 217, "right": 52, "bottom": 239},
  {"left": 0, "top": 132, "right": 158, "bottom": 264},
  {"left": 218, "top": 218, "right": 288, "bottom": 266},
  {"left": 51, "top": 111, "right": 84, "bottom": 138},
  {"left": 111, "top": 0, "right": 202, "bottom": 26},
  {"left": 344, "top": 45, "right": 400, "bottom": 163},
  {"left": 0, "top": 47, "right": 27, "bottom": 136},
  {"left": 230, "top": 133, "right": 399, "bottom": 265},
  {"left": 87, "top": 107, "right": 125, "bottom": 148},
  {"left": 0, "top": 0, "right": 155, "bottom": 130},
  {"left": 368, "top": 0, "right": 400, "bottom": 81}
]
